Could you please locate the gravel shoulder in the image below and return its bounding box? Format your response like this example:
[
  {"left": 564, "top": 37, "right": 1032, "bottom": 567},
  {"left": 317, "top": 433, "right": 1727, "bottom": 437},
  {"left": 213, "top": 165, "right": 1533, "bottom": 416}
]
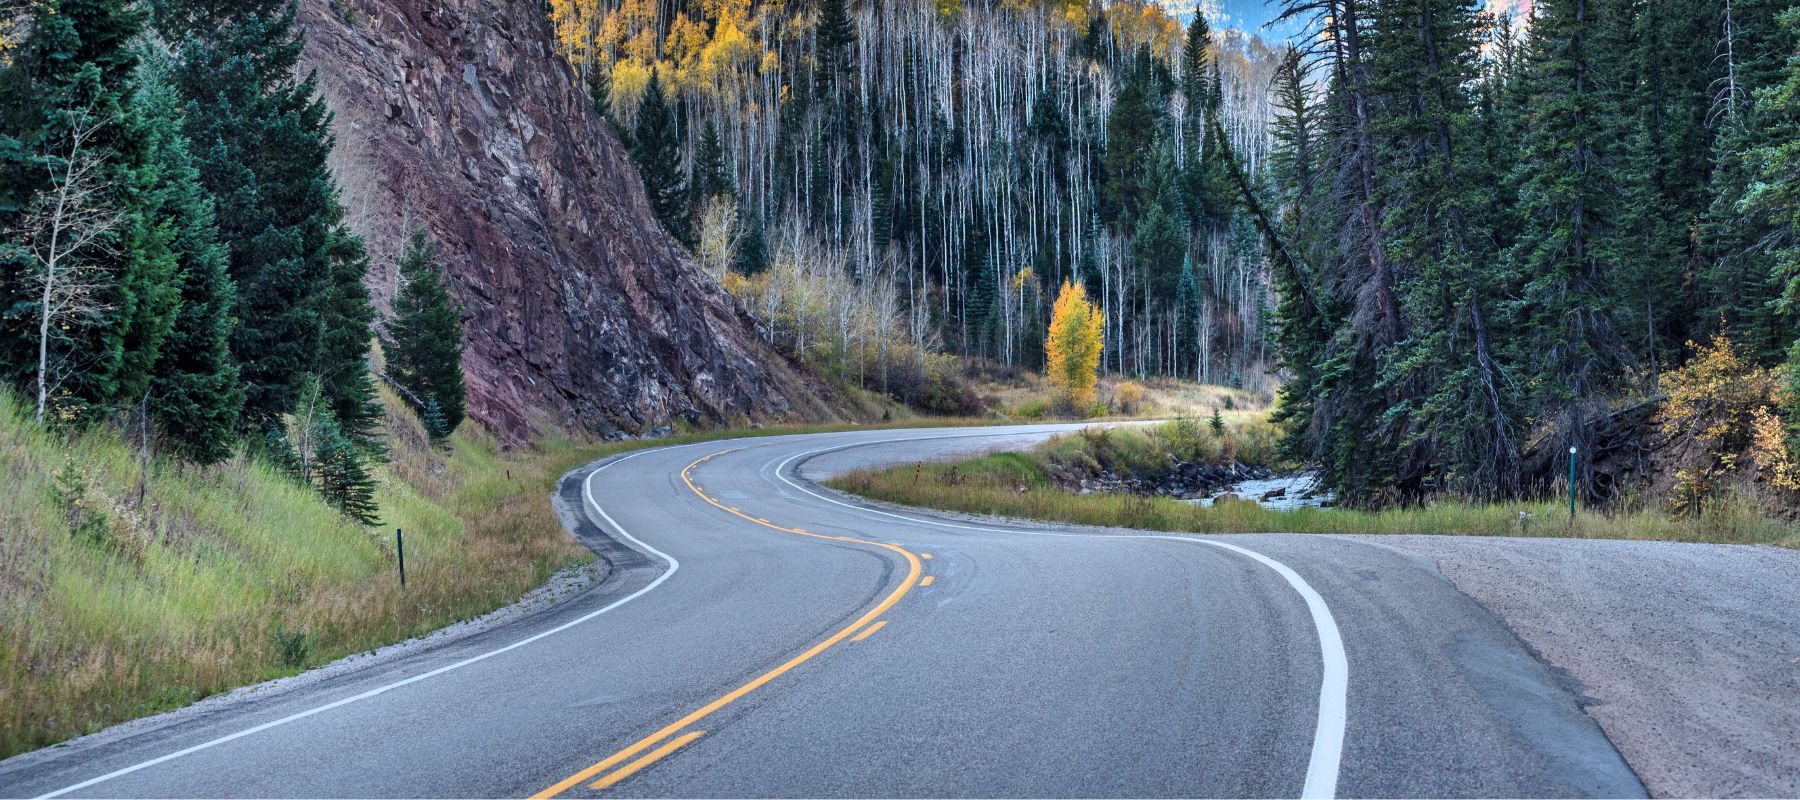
[{"left": 1349, "top": 535, "right": 1800, "bottom": 798}]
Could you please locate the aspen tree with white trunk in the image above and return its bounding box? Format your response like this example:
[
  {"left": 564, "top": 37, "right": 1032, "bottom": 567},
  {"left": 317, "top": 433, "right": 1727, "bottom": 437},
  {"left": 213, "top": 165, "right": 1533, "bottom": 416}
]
[{"left": 5, "top": 106, "right": 121, "bottom": 424}]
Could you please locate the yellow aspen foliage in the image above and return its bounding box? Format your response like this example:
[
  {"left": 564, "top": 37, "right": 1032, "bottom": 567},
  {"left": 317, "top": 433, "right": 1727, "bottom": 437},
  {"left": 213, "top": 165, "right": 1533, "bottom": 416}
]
[
  {"left": 549, "top": 0, "right": 604, "bottom": 69},
  {"left": 1045, "top": 280, "right": 1104, "bottom": 411},
  {"left": 1750, "top": 407, "right": 1800, "bottom": 492},
  {"left": 699, "top": 0, "right": 752, "bottom": 26},
  {"left": 665, "top": 12, "right": 710, "bottom": 83},
  {"left": 1109, "top": 1, "right": 1183, "bottom": 61},
  {"left": 609, "top": 59, "right": 654, "bottom": 121},
  {"left": 1660, "top": 333, "right": 1782, "bottom": 452},
  {"left": 697, "top": 14, "right": 758, "bottom": 99},
  {"left": 1660, "top": 333, "right": 1798, "bottom": 509}
]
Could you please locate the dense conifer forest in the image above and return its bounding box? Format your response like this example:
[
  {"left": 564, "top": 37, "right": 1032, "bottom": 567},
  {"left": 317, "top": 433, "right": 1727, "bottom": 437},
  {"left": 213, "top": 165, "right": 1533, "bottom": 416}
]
[
  {"left": 0, "top": 0, "right": 466, "bottom": 520},
  {"left": 561, "top": 0, "right": 1800, "bottom": 508}
]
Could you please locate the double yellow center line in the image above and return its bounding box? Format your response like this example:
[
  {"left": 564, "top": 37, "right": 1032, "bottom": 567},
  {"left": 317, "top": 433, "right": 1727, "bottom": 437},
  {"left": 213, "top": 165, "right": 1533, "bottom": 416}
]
[{"left": 532, "top": 448, "right": 926, "bottom": 797}]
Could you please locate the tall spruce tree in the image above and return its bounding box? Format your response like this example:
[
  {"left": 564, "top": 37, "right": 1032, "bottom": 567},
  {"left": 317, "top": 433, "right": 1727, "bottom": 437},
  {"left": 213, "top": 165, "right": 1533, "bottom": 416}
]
[
  {"left": 154, "top": 0, "right": 361, "bottom": 428},
  {"left": 631, "top": 71, "right": 690, "bottom": 246},
  {"left": 1175, "top": 253, "right": 1203, "bottom": 380},
  {"left": 1505, "top": 0, "right": 1633, "bottom": 495},
  {"left": 386, "top": 228, "right": 466, "bottom": 438},
  {"left": 1702, "top": 0, "right": 1798, "bottom": 364},
  {"left": 1367, "top": 0, "right": 1519, "bottom": 501},
  {"left": 1101, "top": 78, "right": 1156, "bottom": 226},
  {"left": 1265, "top": 44, "right": 1331, "bottom": 465},
  {"left": 1747, "top": 8, "right": 1800, "bottom": 363},
  {"left": 1268, "top": 0, "right": 1412, "bottom": 506},
  {"left": 1608, "top": 0, "right": 1718, "bottom": 376},
  {"left": 691, "top": 118, "right": 734, "bottom": 205},
  {"left": 585, "top": 61, "right": 611, "bottom": 123},
  {"left": 814, "top": 0, "right": 856, "bottom": 93},
  {"left": 317, "top": 229, "right": 381, "bottom": 451},
  {"left": 138, "top": 56, "right": 243, "bottom": 463}
]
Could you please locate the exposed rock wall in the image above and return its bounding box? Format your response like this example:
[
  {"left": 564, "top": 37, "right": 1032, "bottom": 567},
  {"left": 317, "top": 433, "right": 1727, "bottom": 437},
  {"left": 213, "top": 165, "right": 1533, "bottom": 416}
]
[{"left": 297, "top": 0, "right": 828, "bottom": 438}]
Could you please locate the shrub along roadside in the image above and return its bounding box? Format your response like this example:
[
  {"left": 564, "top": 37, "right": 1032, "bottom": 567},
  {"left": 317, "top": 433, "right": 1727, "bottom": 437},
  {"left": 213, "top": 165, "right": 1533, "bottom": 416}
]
[{"left": 826, "top": 434, "right": 1800, "bottom": 547}]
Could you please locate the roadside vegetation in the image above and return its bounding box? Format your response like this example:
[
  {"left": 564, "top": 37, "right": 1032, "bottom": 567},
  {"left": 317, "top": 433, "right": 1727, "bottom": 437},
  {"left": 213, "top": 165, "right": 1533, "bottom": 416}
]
[
  {"left": 0, "top": 386, "right": 602, "bottom": 758},
  {"left": 827, "top": 418, "right": 1800, "bottom": 548}
]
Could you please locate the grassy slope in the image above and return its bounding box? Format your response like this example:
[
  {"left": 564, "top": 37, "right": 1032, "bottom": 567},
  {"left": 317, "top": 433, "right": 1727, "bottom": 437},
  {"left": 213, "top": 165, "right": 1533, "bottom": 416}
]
[
  {"left": 0, "top": 387, "right": 611, "bottom": 757},
  {"left": 828, "top": 423, "right": 1800, "bottom": 548}
]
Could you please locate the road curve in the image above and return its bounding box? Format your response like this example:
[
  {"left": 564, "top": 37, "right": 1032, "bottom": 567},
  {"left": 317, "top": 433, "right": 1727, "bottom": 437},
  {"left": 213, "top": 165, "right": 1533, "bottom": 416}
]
[{"left": 0, "top": 425, "right": 1645, "bottom": 798}]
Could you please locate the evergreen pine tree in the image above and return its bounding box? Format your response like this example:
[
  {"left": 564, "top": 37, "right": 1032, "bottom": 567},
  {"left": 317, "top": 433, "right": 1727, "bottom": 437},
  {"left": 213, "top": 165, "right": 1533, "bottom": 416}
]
[
  {"left": 691, "top": 118, "right": 734, "bottom": 205},
  {"left": 1132, "top": 196, "right": 1185, "bottom": 300},
  {"left": 585, "top": 61, "right": 611, "bottom": 123},
  {"left": 139, "top": 55, "right": 243, "bottom": 463},
  {"left": 317, "top": 230, "right": 381, "bottom": 452},
  {"left": 255, "top": 425, "right": 304, "bottom": 482},
  {"left": 1101, "top": 79, "right": 1155, "bottom": 225},
  {"left": 967, "top": 250, "right": 998, "bottom": 360},
  {"left": 1747, "top": 7, "right": 1800, "bottom": 365},
  {"left": 1178, "top": 13, "right": 1212, "bottom": 149},
  {"left": 1606, "top": 0, "right": 1717, "bottom": 372},
  {"left": 387, "top": 228, "right": 466, "bottom": 437},
  {"left": 630, "top": 71, "right": 691, "bottom": 246},
  {"left": 419, "top": 396, "right": 449, "bottom": 442},
  {"left": 155, "top": 0, "right": 362, "bottom": 427},
  {"left": 291, "top": 374, "right": 378, "bottom": 523},
  {"left": 1505, "top": 0, "right": 1632, "bottom": 488},
  {"left": 1365, "top": 0, "right": 1522, "bottom": 500},
  {"left": 1703, "top": 0, "right": 1799, "bottom": 363},
  {"left": 1175, "top": 253, "right": 1202, "bottom": 379},
  {"left": 814, "top": 0, "right": 856, "bottom": 92},
  {"left": 1265, "top": 44, "right": 1330, "bottom": 464},
  {"left": 311, "top": 414, "right": 379, "bottom": 525}
]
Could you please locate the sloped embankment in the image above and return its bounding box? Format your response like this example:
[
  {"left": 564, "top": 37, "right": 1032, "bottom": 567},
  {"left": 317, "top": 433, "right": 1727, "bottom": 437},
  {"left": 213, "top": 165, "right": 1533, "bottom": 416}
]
[{"left": 0, "top": 389, "right": 593, "bottom": 758}]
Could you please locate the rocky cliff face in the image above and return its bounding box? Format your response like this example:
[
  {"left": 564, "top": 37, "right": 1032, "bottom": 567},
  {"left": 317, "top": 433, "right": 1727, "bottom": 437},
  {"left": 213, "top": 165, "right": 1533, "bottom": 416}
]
[{"left": 296, "top": 0, "right": 827, "bottom": 438}]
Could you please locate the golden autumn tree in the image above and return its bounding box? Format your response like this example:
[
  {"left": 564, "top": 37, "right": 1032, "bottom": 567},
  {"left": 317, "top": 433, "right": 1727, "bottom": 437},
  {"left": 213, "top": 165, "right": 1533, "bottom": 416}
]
[{"left": 1045, "top": 280, "right": 1104, "bottom": 411}]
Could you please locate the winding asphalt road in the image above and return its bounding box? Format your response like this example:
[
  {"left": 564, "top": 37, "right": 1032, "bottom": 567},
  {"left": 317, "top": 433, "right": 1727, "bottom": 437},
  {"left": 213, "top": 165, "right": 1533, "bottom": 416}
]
[{"left": 0, "top": 425, "right": 1648, "bottom": 798}]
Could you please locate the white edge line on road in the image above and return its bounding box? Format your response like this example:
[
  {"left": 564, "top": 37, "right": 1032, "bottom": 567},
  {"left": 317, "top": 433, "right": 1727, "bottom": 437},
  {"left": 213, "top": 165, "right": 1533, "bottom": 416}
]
[
  {"left": 35, "top": 447, "right": 687, "bottom": 800},
  {"left": 772, "top": 437, "right": 1347, "bottom": 800}
]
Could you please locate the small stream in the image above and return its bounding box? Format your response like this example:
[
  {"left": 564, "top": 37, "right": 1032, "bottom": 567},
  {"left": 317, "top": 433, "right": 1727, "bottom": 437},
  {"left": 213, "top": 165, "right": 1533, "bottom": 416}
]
[{"left": 1190, "top": 472, "right": 1334, "bottom": 510}]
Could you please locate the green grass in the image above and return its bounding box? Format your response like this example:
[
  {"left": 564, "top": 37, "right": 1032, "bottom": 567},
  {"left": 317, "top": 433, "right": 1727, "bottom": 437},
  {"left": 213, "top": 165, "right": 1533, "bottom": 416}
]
[
  {"left": 828, "top": 436, "right": 1800, "bottom": 548},
  {"left": 0, "top": 387, "right": 621, "bottom": 758}
]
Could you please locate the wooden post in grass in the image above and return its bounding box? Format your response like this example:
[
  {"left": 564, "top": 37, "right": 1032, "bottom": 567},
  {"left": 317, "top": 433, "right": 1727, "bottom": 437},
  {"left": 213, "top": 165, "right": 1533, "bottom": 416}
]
[
  {"left": 396, "top": 528, "right": 407, "bottom": 589},
  {"left": 915, "top": 461, "right": 922, "bottom": 485}
]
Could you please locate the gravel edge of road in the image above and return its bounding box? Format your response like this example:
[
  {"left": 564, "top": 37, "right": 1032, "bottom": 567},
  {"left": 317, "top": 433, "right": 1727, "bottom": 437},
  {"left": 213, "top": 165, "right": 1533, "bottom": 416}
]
[{"left": 1346, "top": 535, "right": 1800, "bottom": 798}]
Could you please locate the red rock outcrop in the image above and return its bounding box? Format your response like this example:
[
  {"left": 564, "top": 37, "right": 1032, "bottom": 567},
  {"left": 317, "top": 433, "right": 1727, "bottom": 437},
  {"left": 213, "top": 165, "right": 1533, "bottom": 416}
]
[{"left": 296, "top": 0, "right": 829, "bottom": 438}]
